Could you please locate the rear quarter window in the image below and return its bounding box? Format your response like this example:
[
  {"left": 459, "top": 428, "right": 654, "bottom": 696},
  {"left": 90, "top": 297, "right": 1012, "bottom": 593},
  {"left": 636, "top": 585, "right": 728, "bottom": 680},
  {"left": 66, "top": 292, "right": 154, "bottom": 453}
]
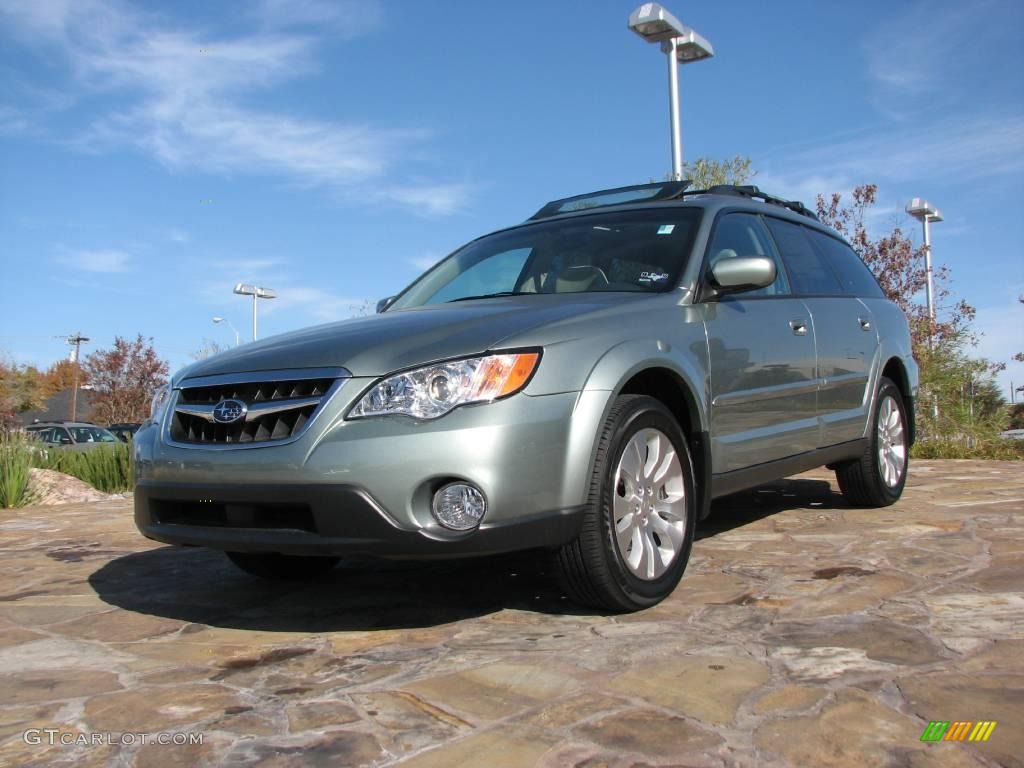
[
  {"left": 764, "top": 217, "right": 843, "bottom": 296},
  {"left": 806, "top": 230, "right": 885, "bottom": 299}
]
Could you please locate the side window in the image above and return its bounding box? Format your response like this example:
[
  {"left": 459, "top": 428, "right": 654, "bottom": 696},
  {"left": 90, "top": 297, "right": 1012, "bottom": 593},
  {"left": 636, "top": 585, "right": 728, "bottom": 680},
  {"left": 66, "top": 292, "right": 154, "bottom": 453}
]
[
  {"left": 706, "top": 213, "right": 790, "bottom": 297},
  {"left": 765, "top": 218, "right": 843, "bottom": 296},
  {"left": 806, "top": 230, "right": 885, "bottom": 298},
  {"left": 52, "top": 427, "right": 71, "bottom": 444},
  {"left": 425, "top": 248, "right": 532, "bottom": 304}
]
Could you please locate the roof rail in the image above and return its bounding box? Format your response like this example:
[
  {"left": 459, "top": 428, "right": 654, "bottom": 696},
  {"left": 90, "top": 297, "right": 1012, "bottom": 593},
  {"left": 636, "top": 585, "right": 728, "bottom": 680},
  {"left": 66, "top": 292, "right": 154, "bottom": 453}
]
[
  {"left": 529, "top": 181, "right": 692, "bottom": 220},
  {"left": 702, "top": 184, "right": 818, "bottom": 220}
]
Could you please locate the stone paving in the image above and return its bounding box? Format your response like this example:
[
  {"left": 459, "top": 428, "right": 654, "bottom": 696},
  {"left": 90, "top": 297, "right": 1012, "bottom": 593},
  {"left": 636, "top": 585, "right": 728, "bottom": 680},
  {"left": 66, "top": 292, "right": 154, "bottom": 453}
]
[{"left": 0, "top": 459, "right": 1021, "bottom": 767}]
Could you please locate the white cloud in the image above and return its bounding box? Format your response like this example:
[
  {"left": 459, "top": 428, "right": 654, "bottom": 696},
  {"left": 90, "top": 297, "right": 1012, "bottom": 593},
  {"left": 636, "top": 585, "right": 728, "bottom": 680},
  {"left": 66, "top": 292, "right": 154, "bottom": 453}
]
[
  {"left": 56, "top": 248, "right": 131, "bottom": 272},
  {"left": 408, "top": 254, "right": 441, "bottom": 272},
  {"left": 387, "top": 183, "right": 474, "bottom": 217},
  {"left": 167, "top": 228, "right": 189, "bottom": 244},
  {"left": 757, "top": 115, "right": 1024, "bottom": 223},
  {"left": 0, "top": 0, "right": 470, "bottom": 215},
  {"left": 211, "top": 257, "right": 288, "bottom": 273},
  {"left": 268, "top": 286, "right": 369, "bottom": 323},
  {"left": 973, "top": 290, "right": 1024, "bottom": 402}
]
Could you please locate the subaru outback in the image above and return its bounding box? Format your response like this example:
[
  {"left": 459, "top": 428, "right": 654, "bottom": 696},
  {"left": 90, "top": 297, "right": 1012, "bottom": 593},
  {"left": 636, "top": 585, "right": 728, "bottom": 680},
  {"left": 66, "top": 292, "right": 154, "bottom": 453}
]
[{"left": 134, "top": 182, "right": 917, "bottom": 611}]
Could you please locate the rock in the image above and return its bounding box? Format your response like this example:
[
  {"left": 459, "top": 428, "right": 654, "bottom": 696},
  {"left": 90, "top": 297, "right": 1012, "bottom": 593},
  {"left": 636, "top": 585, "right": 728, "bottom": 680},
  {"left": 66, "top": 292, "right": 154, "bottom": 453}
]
[
  {"left": 752, "top": 685, "right": 827, "bottom": 714},
  {"left": 285, "top": 700, "right": 361, "bottom": 733},
  {"left": 755, "top": 688, "right": 952, "bottom": 767},
  {"left": 23, "top": 469, "right": 111, "bottom": 506},
  {"left": 83, "top": 684, "right": 242, "bottom": 732},
  {"left": 402, "top": 662, "right": 581, "bottom": 720},
  {"left": 574, "top": 707, "right": 724, "bottom": 758},
  {"left": 607, "top": 653, "right": 769, "bottom": 724}
]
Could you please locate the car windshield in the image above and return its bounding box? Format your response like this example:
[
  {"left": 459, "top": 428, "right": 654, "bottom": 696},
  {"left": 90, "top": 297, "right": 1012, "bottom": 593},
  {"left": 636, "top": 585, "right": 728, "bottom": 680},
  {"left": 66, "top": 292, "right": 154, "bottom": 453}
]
[
  {"left": 68, "top": 427, "right": 119, "bottom": 443},
  {"left": 389, "top": 208, "right": 702, "bottom": 309}
]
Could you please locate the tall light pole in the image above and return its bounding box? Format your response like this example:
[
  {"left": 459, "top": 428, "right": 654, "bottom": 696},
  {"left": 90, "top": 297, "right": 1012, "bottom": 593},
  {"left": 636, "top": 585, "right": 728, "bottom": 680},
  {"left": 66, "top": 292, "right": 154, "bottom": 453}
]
[
  {"left": 628, "top": 3, "right": 714, "bottom": 181},
  {"left": 905, "top": 198, "right": 943, "bottom": 323},
  {"left": 212, "top": 316, "right": 240, "bottom": 347},
  {"left": 233, "top": 284, "right": 277, "bottom": 342}
]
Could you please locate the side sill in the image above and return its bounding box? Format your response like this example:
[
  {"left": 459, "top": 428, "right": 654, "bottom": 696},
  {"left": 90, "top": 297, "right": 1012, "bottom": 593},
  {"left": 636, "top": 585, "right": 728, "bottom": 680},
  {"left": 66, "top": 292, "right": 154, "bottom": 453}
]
[{"left": 710, "top": 439, "right": 868, "bottom": 500}]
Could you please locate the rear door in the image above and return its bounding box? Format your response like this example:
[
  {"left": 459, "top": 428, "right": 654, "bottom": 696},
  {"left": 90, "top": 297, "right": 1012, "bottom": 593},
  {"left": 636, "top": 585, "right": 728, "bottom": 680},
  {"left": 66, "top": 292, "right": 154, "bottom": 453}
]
[
  {"left": 765, "top": 218, "right": 878, "bottom": 447},
  {"left": 702, "top": 212, "right": 819, "bottom": 472}
]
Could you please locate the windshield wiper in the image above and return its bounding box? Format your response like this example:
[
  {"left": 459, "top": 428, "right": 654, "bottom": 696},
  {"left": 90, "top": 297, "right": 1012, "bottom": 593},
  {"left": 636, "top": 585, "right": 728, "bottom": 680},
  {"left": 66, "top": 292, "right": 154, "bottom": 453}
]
[{"left": 447, "top": 291, "right": 530, "bottom": 303}]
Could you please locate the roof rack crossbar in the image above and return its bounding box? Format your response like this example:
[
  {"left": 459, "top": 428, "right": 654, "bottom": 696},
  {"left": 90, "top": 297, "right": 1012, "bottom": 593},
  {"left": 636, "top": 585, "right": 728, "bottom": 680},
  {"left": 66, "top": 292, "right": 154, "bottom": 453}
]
[
  {"left": 702, "top": 184, "right": 818, "bottom": 220},
  {"left": 529, "top": 180, "right": 692, "bottom": 220}
]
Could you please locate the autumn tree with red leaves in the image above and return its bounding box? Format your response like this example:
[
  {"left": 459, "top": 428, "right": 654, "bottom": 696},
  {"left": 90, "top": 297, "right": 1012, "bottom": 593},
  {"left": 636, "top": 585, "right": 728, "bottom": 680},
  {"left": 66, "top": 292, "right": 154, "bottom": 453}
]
[{"left": 83, "top": 335, "right": 168, "bottom": 425}]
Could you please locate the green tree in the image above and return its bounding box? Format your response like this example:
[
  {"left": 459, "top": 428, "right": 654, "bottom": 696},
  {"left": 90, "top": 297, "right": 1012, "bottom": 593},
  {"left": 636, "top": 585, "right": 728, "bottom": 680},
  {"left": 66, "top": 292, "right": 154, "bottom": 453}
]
[
  {"left": 0, "top": 358, "right": 44, "bottom": 428},
  {"left": 190, "top": 339, "right": 228, "bottom": 361},
  {"left": 684, "top": 155, "right": 755, "bottom": 188}
]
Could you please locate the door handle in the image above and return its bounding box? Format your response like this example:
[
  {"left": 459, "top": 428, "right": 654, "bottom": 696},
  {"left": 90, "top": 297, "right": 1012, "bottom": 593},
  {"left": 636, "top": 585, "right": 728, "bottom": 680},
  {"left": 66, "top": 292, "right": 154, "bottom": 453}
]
[
  {"left": 858, "top": 316, "right": 872, "bottom": 331},
  {"left": 789, "top": 319, "right": 808, "bottom": 336}
]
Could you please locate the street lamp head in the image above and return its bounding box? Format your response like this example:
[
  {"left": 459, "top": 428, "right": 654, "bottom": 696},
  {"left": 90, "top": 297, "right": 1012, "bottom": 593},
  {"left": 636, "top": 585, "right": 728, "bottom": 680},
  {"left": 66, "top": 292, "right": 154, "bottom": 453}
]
[
  {"left": 628, "top": 2, "right": 687, "bottom": 42},
  {"left": 212, "top": 316, "right": 224, "bottom": 323},
  {"left": 906, "top": 198, "right": 943, "bottom": 223},
  {"left": 672, "top": 27, "right": 714, "bottom": 62},
  {"left": 234, "top": 283, "right": 256, "bottom": 296},
  {"left": 255, "top": 287, "right": 277, "bottom": 299}
]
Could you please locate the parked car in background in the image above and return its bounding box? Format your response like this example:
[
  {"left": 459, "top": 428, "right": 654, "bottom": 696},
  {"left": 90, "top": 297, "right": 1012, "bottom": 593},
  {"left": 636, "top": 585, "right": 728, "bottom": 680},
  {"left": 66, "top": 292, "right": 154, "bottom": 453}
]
[
  {"left": 108, "top": 423, "right": 142, "bottom": 443},
  {"left": 134, "top": 181, "right": 918, "bottom": 611},
  {"left": 26, "top": 422, "right": 122, "bottom": 451}
]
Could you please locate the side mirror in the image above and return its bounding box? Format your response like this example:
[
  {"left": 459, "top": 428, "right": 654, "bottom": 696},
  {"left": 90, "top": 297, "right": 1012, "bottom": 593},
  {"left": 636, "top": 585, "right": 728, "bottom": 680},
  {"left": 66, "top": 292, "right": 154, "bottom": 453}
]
[
  {"left": 60, "top": 437, "right": 73, "bottom": 445},
  {"left": 710, "top": 256, "right": 777, "bottom": 295},
  {"left": 376, "top": 296, "right": 396, "bottom": 314}
]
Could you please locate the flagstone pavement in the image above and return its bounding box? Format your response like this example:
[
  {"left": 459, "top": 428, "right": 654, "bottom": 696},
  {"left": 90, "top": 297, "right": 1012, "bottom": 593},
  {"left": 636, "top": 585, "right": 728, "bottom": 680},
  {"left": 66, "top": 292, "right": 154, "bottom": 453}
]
[{"left": 0, "top": 459, "right": 1021, "bottom": 767}]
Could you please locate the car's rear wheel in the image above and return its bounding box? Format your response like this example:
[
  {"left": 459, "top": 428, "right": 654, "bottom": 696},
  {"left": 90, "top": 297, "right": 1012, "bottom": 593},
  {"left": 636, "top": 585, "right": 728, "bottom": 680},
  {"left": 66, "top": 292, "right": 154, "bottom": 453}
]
[
  {"left": 553, "top": 394, "right": 696, "bottom": 612},
  {"left": 835, "top": 376, "right": 909, "bottom": 507},
  {"left": 225, "top": 551, "right": 339, "bottom": 581}
]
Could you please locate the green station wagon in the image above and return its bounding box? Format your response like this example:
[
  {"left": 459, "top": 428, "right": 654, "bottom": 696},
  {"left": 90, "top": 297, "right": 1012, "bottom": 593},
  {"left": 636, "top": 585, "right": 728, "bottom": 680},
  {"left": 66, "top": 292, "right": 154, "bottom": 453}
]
[{"left": 134, "top": 182, "right": 917, "bottom": 611}]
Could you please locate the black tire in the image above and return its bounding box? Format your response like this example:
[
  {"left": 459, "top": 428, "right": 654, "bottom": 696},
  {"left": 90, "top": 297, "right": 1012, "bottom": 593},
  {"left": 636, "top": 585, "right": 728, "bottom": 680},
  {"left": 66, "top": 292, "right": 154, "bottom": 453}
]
[
  {"left": 835, "top": 377, "right": 909, "bottom": 507},
  {"left": 225, "top": 551, "right": 339, "bottom": 581},
  {"left": 552, "top": 394, "right": 697, "bottom": 612}
]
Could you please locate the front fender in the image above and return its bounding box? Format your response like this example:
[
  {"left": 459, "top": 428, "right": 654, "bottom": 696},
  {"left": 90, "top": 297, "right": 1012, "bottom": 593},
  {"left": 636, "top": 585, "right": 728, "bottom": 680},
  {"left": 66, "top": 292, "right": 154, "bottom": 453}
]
[{"left": 559, "top": 335, "right": 710, "bottom": 509}]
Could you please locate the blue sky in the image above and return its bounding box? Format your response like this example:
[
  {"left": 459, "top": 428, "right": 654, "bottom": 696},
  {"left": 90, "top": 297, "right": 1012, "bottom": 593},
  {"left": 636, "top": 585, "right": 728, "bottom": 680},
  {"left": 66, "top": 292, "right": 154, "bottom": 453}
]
[{"left": 1, "top": 0, "right": 1022, "bottom": 397}]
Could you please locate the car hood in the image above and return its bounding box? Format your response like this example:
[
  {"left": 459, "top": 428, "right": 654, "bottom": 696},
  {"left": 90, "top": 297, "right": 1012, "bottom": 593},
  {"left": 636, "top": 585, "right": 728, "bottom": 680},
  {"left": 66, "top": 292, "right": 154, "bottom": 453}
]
[{"left": 179, "top": 293, "right": 652, "bottom": 380}]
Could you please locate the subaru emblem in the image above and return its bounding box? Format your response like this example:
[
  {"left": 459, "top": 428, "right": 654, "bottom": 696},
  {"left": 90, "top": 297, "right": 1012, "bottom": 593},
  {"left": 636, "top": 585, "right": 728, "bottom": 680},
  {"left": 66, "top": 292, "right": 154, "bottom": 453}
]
[{"left": 212, "top": 399, "right": 247, "bottom": 424}]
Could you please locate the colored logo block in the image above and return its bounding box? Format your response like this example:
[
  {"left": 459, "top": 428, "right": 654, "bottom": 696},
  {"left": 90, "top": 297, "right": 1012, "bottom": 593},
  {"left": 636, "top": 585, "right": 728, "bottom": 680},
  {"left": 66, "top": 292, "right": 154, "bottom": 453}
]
[{"left": 920, "top": 721, "right": 997, "bottom": 742}]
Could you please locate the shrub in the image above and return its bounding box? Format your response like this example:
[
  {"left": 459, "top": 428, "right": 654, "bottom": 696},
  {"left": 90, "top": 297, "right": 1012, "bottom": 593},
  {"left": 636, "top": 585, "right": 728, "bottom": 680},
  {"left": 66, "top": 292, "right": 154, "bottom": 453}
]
[
  {"left": 0, "top": 431, "right": 33, "bottom": 508},
  {"left": 912, "top": 438, "right": 1024, "bottom": 461},
  {"left": 33, "top": 441, "right": 134, "bottom": 493}
]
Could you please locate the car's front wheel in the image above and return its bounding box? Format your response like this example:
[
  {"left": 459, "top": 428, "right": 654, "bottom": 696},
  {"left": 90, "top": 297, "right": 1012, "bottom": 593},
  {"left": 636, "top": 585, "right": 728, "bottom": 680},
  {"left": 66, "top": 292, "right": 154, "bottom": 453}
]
[
  {"left": 225, "top": 551, "right": 340, "bottom": 581},
  {"left": 835, "top": 376, "right": 909, "bottom": 507},
  {"left": 553, "top": 394, "right": 696, "bottom": 612}
]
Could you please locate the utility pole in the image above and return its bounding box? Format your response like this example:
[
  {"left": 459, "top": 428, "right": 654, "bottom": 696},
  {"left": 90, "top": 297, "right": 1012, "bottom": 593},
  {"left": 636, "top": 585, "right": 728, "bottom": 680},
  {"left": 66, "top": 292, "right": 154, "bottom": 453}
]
[{"left": 66, "top": 333, "right": 89, "bottom": 421}]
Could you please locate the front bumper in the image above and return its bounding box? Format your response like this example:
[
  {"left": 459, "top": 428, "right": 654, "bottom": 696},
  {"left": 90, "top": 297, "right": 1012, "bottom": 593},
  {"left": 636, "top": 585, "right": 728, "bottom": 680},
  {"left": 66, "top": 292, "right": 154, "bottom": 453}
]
[
  {"left": 134, "top": 387, "right": 611, "bottom": 558},
  {"left": 135, "top": 481, "right": 585, "bottom": 558}
]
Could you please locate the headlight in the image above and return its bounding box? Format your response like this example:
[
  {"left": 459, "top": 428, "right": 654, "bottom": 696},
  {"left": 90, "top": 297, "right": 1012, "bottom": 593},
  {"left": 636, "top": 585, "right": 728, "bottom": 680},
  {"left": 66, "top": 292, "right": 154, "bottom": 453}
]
[
  {"left": 348, "top": 351, "right": 540, "bottom": 420},
  {"left": 149, "top": 384, "right": 171, "bottom": 424}
]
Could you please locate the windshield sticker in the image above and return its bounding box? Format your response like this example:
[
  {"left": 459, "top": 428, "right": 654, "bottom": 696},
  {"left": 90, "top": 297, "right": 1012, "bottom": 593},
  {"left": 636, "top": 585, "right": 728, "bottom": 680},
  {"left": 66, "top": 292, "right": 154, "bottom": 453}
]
[
  {"left": 657, "top": 224, "right": 675, "bottom": 235},
  {"left": 639, "top": 271, "right": 669, "bottom": 283}
]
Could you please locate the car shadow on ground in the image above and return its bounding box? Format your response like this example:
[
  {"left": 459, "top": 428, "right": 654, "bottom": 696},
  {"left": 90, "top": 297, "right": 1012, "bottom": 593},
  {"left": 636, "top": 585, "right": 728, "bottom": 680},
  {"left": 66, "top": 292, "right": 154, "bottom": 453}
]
[{"left": 88, "top": 478, "right": 848, "bottom": 632}]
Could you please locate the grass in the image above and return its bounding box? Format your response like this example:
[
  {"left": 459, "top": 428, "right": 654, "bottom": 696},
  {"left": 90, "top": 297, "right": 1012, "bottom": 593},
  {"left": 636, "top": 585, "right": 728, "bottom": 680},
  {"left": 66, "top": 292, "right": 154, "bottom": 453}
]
[
  {"left": 34, "top": 441, "right": 134, "bottom": 494},
  {"left": 0, "top": 433, "right": 134, "bottom": 506},
  {"left": 0, "top": 431, "right": 33, "bottom": 508}
]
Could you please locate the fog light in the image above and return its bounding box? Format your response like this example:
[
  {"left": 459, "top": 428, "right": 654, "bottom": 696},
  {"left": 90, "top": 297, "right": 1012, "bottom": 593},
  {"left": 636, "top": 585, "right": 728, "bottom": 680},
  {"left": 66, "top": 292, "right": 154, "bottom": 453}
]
[{"left": 432, "top": 483, "right": 486, "bottom": 531}]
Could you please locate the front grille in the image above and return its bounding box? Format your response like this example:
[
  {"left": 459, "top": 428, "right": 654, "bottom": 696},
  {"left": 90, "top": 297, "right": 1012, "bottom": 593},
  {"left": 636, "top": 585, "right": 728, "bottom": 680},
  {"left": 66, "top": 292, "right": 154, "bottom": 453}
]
[
  {"left": 152, "top": 499, "right": 317, "bottom": 532},
  {"left": 168, "top": 372, "right": 342, "bottom": 447}
]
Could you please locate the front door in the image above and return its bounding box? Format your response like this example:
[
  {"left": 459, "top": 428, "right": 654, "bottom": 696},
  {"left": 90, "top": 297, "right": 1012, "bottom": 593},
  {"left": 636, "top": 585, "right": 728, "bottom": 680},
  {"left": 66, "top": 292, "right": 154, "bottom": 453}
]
[{"left": 702, "top": 213, "right": 819, "bottom": 473}]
